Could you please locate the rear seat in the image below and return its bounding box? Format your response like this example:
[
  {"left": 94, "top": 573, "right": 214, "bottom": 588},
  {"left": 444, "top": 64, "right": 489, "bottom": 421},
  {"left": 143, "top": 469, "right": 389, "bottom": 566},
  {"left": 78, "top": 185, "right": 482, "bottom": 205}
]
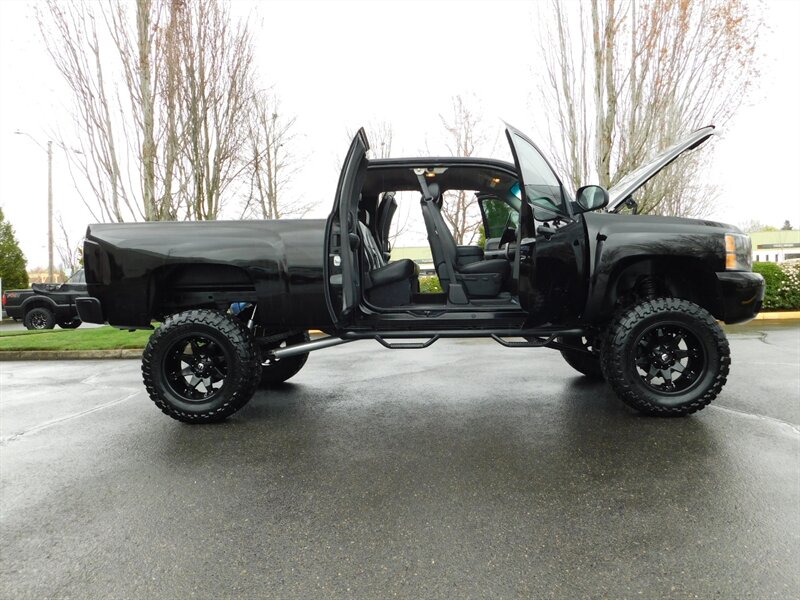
[{"left": 359, "top": 222, "right": 419, "bottom": 306}]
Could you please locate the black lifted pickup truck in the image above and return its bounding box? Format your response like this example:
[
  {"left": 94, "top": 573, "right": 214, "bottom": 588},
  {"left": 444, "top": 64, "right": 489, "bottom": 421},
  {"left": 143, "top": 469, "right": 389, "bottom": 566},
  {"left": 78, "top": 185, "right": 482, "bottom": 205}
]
[{"left": 77, "top": 124, "right": 764, "bottom": 423}]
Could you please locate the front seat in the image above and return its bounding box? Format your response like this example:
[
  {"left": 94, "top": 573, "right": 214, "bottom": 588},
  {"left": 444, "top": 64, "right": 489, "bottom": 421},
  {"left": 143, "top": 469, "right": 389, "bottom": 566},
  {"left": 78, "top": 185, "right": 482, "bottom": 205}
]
[
  {"left": 420, "top": 183, "right": 510, "bottom": 300},
  {"left": 359, "top": 222, "right": 419, "bottom": 306}
]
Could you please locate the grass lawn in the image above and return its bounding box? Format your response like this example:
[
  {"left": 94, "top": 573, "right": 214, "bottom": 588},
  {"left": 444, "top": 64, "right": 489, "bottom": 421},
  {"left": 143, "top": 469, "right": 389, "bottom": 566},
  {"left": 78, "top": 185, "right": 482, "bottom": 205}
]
[{"left": 0, "top": 326, "right": 154, "bottom": 351}]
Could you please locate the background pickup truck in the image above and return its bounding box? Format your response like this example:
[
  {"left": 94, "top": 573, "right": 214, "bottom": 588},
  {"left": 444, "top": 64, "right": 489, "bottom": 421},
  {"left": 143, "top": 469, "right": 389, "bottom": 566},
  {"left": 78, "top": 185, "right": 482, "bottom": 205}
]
[
  {"left": 3, "top": 269, "right": 86, "bottom": 330},
  {"left": 77, "top": 124, "right": 764, "bottom": 424}
]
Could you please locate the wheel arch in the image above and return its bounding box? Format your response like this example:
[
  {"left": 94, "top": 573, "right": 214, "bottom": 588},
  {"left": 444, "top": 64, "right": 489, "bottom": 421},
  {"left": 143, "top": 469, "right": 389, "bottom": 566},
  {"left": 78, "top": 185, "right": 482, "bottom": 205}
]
[
  {"left": 149, "top": 263, "right": 258, "bottom": 319},
  {"left": 591, "top": 256, "right": 723, "bottom": 321},
  {"left": 21, "top": 295, "right": 57, "bottom": 316}
]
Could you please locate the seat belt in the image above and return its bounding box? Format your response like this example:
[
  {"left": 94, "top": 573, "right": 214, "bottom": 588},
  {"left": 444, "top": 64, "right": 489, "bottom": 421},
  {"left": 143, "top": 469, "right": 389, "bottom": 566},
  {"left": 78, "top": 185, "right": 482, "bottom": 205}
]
[{"left": 415, "top": 172, "right": 459, "bottom": 289}]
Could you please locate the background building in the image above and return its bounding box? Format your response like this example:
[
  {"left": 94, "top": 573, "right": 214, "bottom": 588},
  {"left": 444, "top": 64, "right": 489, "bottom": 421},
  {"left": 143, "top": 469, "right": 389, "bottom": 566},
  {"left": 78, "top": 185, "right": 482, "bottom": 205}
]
[{"left": 750, "top": 230, "right": 800, "bottom": 263}]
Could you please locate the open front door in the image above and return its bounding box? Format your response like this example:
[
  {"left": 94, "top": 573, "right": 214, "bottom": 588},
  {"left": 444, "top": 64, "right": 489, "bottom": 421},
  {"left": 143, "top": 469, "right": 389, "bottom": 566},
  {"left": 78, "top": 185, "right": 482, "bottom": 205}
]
[
  {"left": 504, "top": 124, "right": 569, "bottom": 315},
  {"left": 324, "top": 129, "right": 369, "bottom": 327}
]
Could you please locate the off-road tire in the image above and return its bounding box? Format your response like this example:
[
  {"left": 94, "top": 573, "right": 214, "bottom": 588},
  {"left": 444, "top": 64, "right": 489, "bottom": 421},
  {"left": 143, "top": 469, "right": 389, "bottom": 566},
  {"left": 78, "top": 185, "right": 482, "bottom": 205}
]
[
  {"left": 558, "top": 335, "right": 604, "bottom": 379},
  {"left": 58, "top": 319, "right": 82, "bottom": 329},
  {"left": 259, "top": 331, "right": 310, "bottom": 387},
  {"left": 24, "top": 307, "right": 55, "bottom": 330},
  {"left": 601, "top": 298, "right": 729, "bottom": 416},
  {"left": 142, "top": 309, "right": 261, "bottom": 423}
]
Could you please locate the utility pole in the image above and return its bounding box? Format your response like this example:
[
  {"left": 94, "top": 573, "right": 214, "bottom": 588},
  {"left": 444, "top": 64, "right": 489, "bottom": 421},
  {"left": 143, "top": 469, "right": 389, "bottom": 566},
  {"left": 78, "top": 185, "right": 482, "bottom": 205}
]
[
  {"left": 47, "top": 140, "right": 54, "bottom": 283},
  {"left": 14, "top": 131, "right": 56, "bottom": 283}
]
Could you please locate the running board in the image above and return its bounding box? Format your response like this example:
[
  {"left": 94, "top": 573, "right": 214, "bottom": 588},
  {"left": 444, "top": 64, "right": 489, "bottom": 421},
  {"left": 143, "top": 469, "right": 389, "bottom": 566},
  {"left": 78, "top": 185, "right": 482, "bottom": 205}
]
[
  {"left": 374, "top": 335, "right": 440, "bottom": 350},
  {"left": 491, "top": 334, "right": 556, "bottom": 348},
  {"left": 265, "top": 327, "right": 585, "bottom": 363}
]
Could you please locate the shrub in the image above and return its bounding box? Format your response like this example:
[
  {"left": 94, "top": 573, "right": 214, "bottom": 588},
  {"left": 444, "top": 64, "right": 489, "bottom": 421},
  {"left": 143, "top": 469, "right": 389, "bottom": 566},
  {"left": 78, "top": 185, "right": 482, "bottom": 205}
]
[
  {"left": 419, "top": 275, "right": 442, "bottom": 294},
  {"left": 753, "top": 262, "right": 800, "bottom": 311}
]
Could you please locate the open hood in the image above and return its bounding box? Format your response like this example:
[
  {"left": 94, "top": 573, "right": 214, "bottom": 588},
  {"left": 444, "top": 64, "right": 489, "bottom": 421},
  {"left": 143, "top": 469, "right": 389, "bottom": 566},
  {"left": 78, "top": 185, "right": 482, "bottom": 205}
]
[{"left": 607, "top": 126, "right": 716, "bottom": 212}]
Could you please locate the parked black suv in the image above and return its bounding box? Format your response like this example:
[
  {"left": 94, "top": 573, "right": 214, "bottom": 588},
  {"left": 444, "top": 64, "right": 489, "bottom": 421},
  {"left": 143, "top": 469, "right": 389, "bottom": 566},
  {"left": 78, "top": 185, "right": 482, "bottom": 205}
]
[
  {"left": 3, "top": 269, "right": 86, "bottom": 330},
  {"left": 76, "top": 124, "right": 764, "bottom": 423}
]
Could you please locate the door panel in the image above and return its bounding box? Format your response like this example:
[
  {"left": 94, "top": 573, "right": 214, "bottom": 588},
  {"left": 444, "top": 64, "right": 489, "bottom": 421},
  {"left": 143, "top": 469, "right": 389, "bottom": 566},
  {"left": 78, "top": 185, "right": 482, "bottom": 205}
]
[
  {"left": 324, "top": 129, "right": 369, "bottom": 326},
  {"left": 531, "top": 217, "right": 588, "bottom": 321}
]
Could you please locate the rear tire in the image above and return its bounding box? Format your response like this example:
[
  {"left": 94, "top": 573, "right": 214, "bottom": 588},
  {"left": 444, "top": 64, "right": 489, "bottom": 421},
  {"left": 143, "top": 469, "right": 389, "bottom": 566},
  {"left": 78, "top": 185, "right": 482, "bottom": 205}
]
[
  {"left": 24, "top": 307, "right": 55, "bottom": 330},
  {"left": 142, "top": 309, "right": 260, "bottom": 423},
  {"left": 58, "top": 319, "right": 82, "bottom": 329},
  {"left": 601, "top": 298, "right": 729, "bottom": 416},
  {"left": 258, "top": 331, "right": 310, "bottom": 387},
  {"left": 558, "top": 335, "right": 603, "bottom": 379}
]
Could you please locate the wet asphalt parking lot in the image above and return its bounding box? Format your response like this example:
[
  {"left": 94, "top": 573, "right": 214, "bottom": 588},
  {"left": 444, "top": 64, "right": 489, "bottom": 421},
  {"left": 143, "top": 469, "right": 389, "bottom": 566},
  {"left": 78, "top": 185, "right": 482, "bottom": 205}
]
[{"left": 1, "top": 322, "right": 798, "bottom": 599}]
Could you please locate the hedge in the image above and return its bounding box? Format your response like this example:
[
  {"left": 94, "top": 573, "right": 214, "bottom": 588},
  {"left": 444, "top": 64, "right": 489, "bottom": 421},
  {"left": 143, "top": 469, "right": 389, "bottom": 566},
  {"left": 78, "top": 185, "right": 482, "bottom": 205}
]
[
  {"left": 419, "top": 275, "right": 443, "bottom": 294},
  {"left": 752, "top": 262, "right": 800, "bottom": 311}
]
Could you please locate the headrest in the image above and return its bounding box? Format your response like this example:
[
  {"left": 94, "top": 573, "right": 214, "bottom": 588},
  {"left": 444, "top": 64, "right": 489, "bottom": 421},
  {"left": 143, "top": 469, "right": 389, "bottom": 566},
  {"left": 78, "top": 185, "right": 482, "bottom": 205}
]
[{"left": 427, "top": 182, "right": 440, "bottom": 199}]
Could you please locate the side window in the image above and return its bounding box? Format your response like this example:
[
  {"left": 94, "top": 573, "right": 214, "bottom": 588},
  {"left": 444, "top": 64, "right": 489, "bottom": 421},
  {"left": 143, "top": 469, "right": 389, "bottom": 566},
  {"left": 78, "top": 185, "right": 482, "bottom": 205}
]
[
  {"left": 482, "top": 198, "right": 519, "bottom": 239},
  {"left": 510, "top": 132, "right": 566, "bottom": 215}
]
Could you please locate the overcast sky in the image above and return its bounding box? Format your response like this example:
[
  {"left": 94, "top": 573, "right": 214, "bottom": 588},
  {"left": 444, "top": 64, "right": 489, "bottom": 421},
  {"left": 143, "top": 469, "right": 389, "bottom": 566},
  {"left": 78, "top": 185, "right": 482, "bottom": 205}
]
[{"left": 1, "top": 0, "right": 799, "bottom": 270}]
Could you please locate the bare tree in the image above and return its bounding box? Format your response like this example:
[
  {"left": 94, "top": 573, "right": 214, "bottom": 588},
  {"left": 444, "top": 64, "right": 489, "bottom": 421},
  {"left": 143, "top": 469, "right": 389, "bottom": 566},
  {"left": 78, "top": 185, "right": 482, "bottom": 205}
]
[
  {"left": 38, "top": 0, "right": 258, "bottom": 223},
  {"left": 439, "top": 95, "right": 487, "bottom": 244},
  {"left": 39, "top": 0, "right": 144, "bottom": 222},
  {"left": 54, "top": 215, "right": 81, "bottom": 276},
  {"left": 241, "top": 89, "right": 306, "bottom": 220},
  {"left": 176, "top": 1, "right": 255, "bottom": 220},
  {"left": 535, "top": 0, "right": 761, "bottom": 217},
  {"left": 368, "top": 121, "right": 394, "bottom": 159}
]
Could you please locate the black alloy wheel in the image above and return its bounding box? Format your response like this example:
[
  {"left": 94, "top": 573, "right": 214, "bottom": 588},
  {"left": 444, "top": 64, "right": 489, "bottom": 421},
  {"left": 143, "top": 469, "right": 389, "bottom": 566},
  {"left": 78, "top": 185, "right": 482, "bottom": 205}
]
[
  {"left": 162, "top": 334, "right": 229, "bottom": 402},
  {"left": 633, "top": 324, "right": 706, "bottom": 394}
]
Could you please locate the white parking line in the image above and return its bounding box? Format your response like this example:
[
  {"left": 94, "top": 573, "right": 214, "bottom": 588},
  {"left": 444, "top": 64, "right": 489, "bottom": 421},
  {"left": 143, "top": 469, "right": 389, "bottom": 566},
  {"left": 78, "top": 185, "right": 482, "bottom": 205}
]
[{"left": 0, "top": 390, "right": 140, "bottom": 445}]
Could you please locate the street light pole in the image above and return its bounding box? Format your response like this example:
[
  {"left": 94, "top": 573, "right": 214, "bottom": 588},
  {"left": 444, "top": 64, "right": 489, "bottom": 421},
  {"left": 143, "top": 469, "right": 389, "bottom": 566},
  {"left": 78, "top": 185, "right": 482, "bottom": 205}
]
[{"left": 47, "top": 140, "right": 54, "bottom": 283}]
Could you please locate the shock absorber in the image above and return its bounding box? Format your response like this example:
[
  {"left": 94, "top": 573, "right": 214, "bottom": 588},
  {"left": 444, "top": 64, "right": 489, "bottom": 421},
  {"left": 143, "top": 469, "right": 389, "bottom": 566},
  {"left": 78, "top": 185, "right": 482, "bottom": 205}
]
[{"left": 638, "top": 276, "right": 658, "bottom": 300}]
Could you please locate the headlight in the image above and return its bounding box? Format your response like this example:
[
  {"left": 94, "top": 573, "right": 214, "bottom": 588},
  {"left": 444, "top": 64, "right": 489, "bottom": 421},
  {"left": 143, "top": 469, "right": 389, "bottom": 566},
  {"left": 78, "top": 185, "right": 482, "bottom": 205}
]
[{"left": 725, "top": 233, "right": 752, "bottom": 271}]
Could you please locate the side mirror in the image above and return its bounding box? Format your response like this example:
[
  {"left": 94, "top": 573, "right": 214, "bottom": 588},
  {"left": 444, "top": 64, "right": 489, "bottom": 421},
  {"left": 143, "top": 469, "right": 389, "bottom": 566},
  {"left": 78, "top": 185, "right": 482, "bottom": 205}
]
[{"left": 575, "top": 185, "right": 609, "bottom": 212}]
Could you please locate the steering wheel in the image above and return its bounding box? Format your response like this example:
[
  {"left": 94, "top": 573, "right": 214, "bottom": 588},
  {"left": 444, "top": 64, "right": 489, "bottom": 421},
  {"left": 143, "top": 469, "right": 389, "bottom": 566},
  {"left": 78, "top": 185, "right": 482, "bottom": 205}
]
[
  {"left": 499, "top": 212, "right": 517, "bottom": 244},
  {"left": 500, "top": 212, "right": 517, "bottom": 258}
]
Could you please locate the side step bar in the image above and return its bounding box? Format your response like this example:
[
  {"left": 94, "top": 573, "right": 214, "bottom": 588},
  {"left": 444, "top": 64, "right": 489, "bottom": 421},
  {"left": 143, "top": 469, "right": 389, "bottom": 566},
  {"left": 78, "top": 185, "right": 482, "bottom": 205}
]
[{"left": 265, "top": 327, "right": 585, "bottom": 363}]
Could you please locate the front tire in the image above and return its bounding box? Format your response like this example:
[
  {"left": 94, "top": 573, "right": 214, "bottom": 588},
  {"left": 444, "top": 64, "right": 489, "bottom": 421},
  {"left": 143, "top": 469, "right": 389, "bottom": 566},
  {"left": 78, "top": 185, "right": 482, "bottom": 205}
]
[
  {"left": 258, "top": 331, "right": 310, "bottom": 387},
  {"left": 601, "top": 298, "right": 729, "bottom": 416},
  {"left": 142, "top": 309, "right": 261, "bottom": 423},
  {"left": 558, "top": 335, "right": 604, "bottom": 379},
  {"left": 24, "top": 307, "right": 55, "bottom": 330}
]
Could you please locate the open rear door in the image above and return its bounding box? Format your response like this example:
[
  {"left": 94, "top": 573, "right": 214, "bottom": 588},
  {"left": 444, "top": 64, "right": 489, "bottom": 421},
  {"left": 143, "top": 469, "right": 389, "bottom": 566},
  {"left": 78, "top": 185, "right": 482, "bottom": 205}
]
[{"left": 323, "top": 129, "right": 370, "bottom": 327}]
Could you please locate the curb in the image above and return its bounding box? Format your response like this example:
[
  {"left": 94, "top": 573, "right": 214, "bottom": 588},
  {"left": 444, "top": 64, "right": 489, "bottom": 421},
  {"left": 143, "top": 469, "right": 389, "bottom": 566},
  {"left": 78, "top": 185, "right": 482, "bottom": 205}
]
[
  {"left": 0, "top": 349, "right": 143, "bottom": 361},
  {"left": 753, "top": 311, "right": 800, "bottom": 320}
]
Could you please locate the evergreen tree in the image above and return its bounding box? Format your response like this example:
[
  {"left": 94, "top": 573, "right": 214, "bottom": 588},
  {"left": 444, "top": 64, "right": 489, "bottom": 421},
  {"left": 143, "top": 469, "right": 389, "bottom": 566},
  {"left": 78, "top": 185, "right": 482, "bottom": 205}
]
[{"left": 0, "top": 207, "right": 29, "bottom": 290}]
